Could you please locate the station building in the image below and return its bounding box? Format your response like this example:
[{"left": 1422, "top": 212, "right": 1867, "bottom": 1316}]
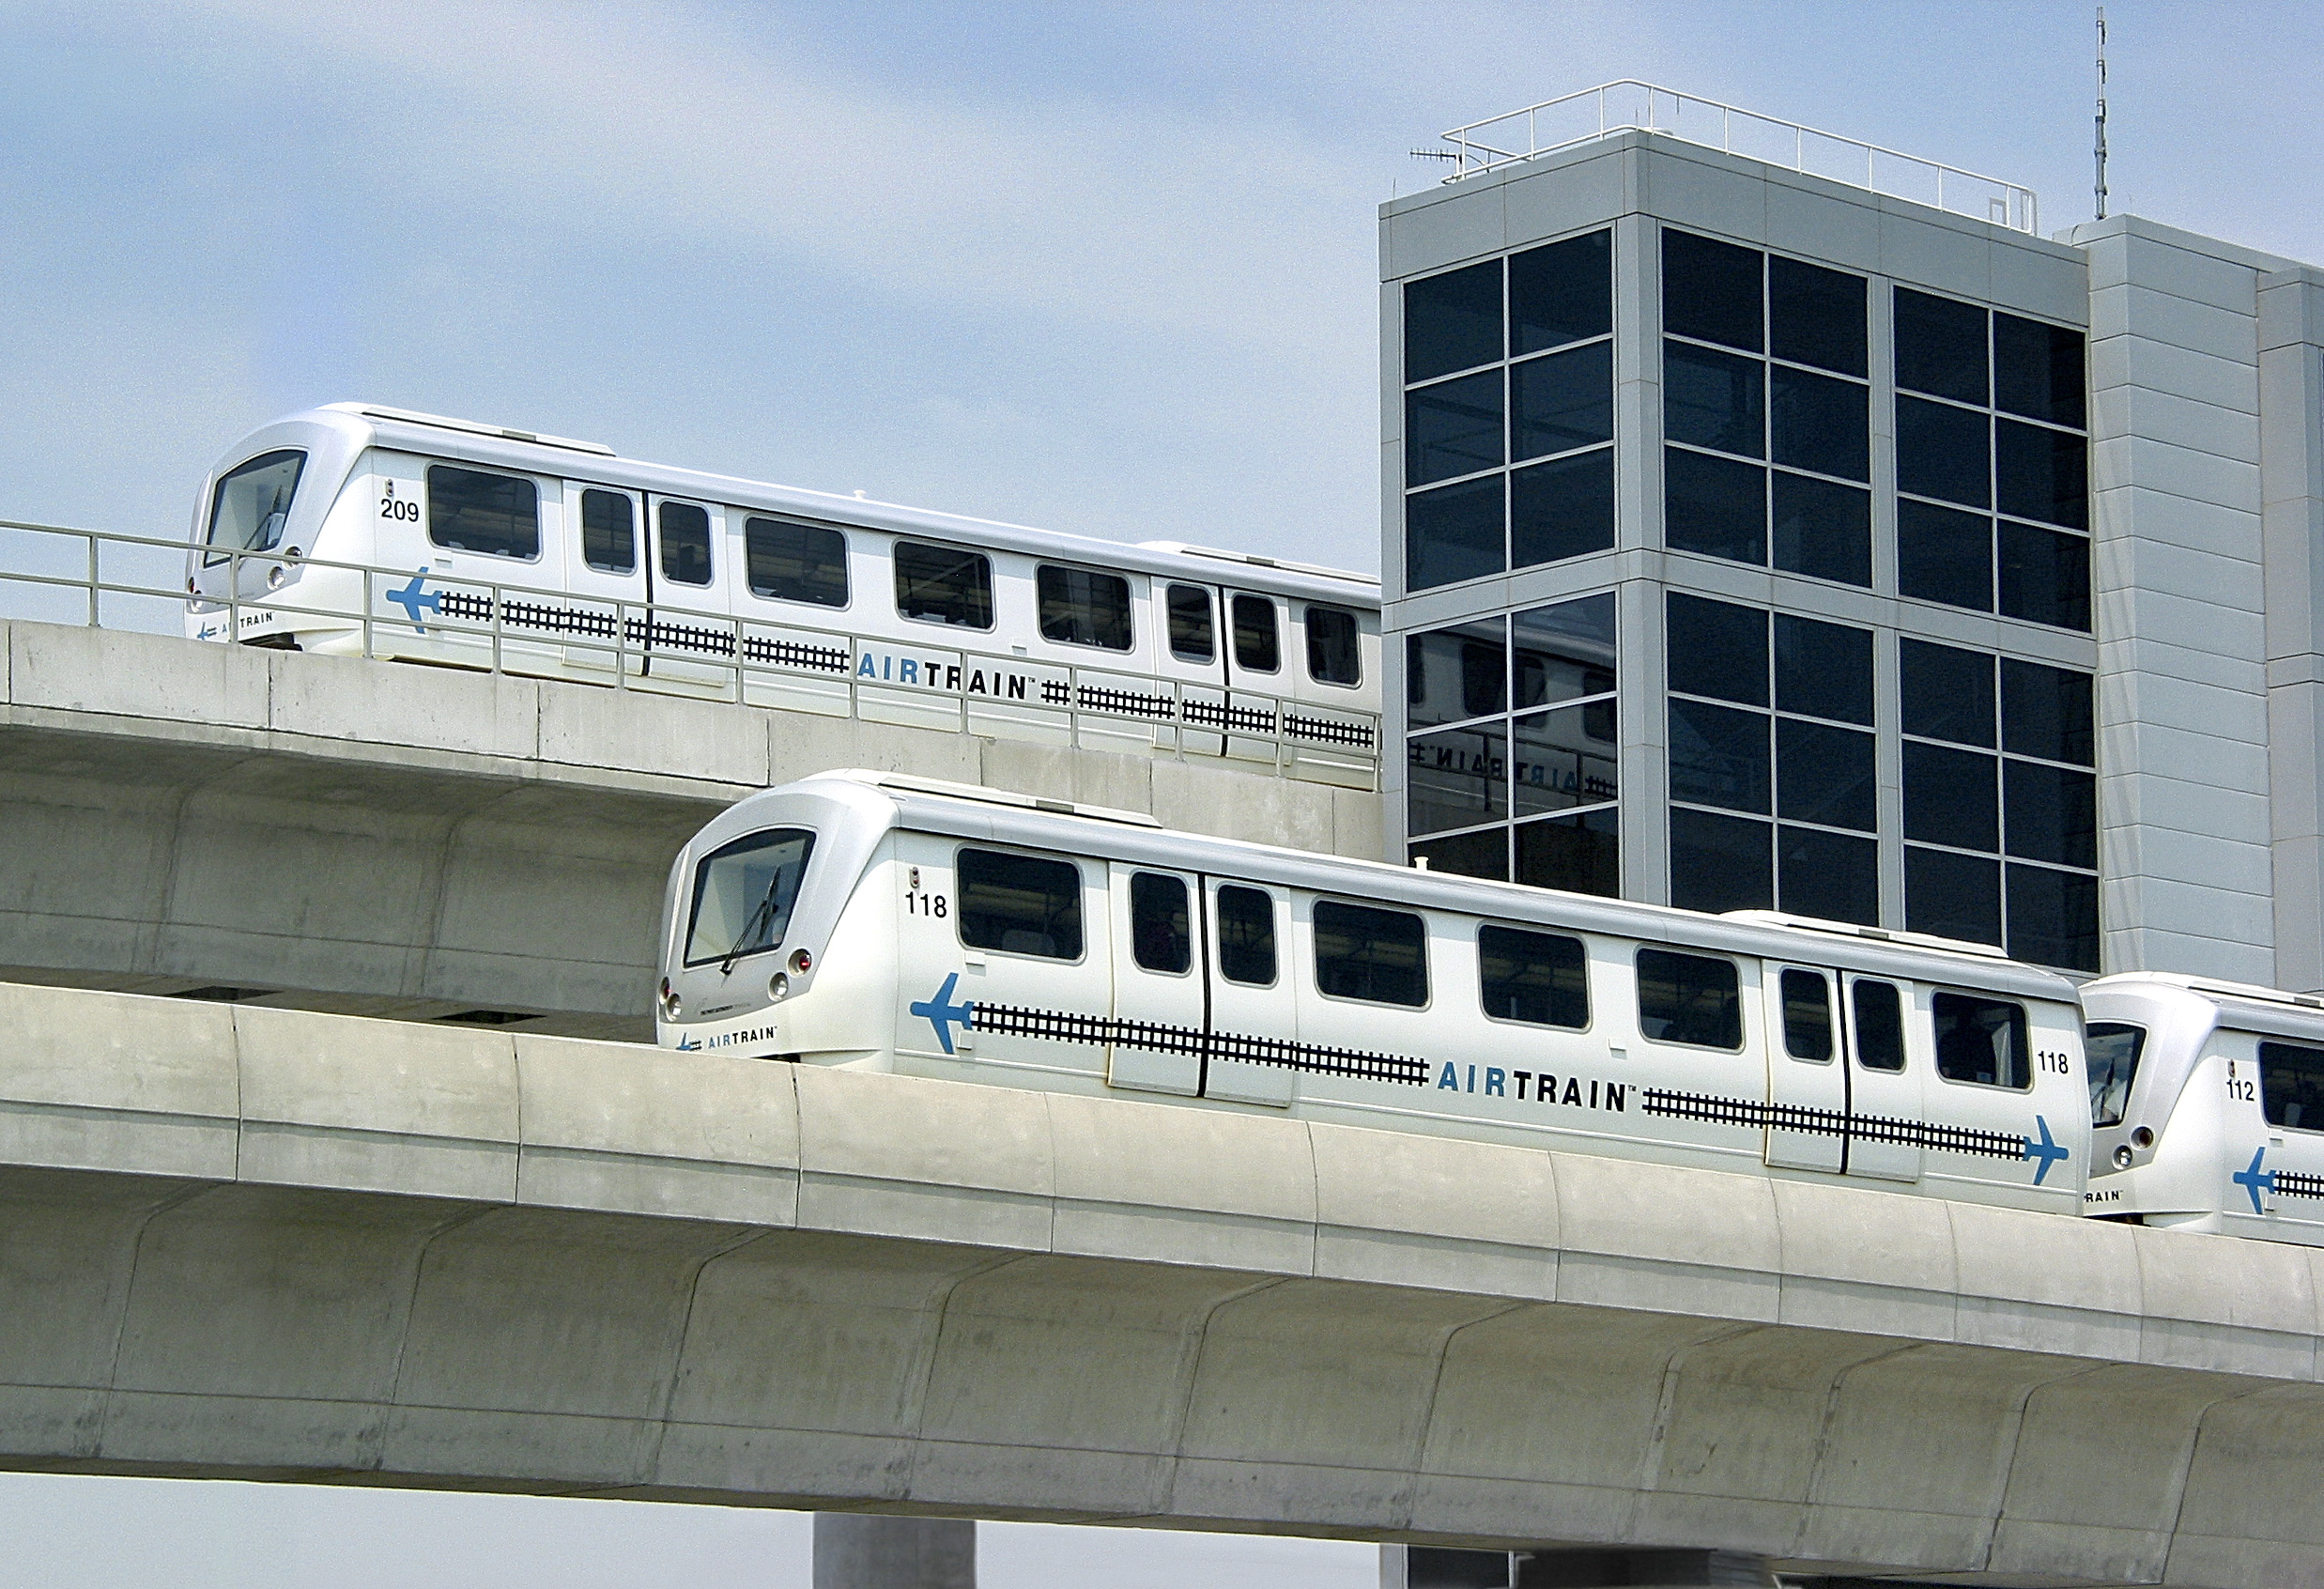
[{"left": 1378, "top": 88, "right": 2324, "bottom": 992}]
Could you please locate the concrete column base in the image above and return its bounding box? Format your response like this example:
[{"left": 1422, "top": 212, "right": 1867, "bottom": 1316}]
[
  {"left": 1383, "top": 1547, "right": 1776, "bottom": 1589},
  {"left": 812, "top": 1514, "right": 976, "bottom": 1589}
]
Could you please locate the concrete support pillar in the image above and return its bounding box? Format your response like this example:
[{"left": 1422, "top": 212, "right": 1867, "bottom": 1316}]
[
  {"left": 1382, "top": 1547, "right": 1775, "bottom": 1589},
  {"left": 811, "top": 1514, "right": 976, "bottom": 1589}
]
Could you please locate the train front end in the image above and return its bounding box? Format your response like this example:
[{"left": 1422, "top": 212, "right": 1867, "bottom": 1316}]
[
  {"left": 184, "top": 409, "right": 371, "bottom": 651},
  {"left": 655, "top": 775, "right": 900, "bottom": 1064}
]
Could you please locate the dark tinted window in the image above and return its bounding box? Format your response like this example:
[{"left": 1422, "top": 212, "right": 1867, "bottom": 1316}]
[
  {"left": 1779, "top": 827, "right": 1877, "bottom": 925},
  {"left": 745, "top": 517, "right": 848, "bottom": 607},
  {"left": 1906, "top": 848, "right": 2001, "bottom": 946},
  {"left": 1669, "top": 698, "right": 1770, "bottom": 813},
  {"left": 2007, "top": 864, "right": 2100, "bottom": 972},
  {"left": 1778, "top": 720, "right": 1875, "bottom": 830},
  {"left": 2259, "top": 1041, "right": 2324, "bottom": 1131},
  {"left": 1901, "top": 640, "right": 1995, "bottom": 746},
  {"left": 1129, "top": 872, "right": 1190, "bottom": 975},
  {"left": 206, "top": 449, "right": 306, "bottom": 563},
  {"left": 1636, "top": 948, "right": 1743, "bottom": 1048},
  {"left": 1669, "top": 808, "right": 1772, "bottom": 914},
  {"left": 1406, "top": 474, "right": 1504, "bottom": 591},
  {"left": 1305, "top": 604, "right": 1361, "bottom": 686},
  {"left": 1665, "top": 343, "right": 1765, "bottom": 457},
  {"left": 2085, "top": 1021, "right": 2144, "bottom": 1127},
  {"left": 1771, "top": 472, "right": 1871, "bottom": 587},
  {"left": 1932, "top": 992, "right": 2029, "bottom": 1089},
  {"left": 1313, "top": 901, "right": 1427, "bottom": 1007},
  {"left": 1512, "top": 341, "right": 1612, "bottom": 460},
  {"left": 1667, "top": 594, "right": 1766, "bottom": 705},
  {"left": 2005, "top": 761, "right": 2098, "bottom": 868},
  {"left": 683, "top": 827, "right": 814, "bottom": 968},
  {"left": 1993, "top": 313, "right": 2086, "bottom": 429},
  {"left": 1511, "top": 447, "right": 1615, "bottom": 567},
  {"left": 1995, "top": 420, "right": 2088, "bottom": 530},
  {"left": 1406, "top": 722, "right": 1506, "bottom": 836},
  {"left": 1516, "top": 808, "right": 1619, "bottom": 896},
  {"left": 1853, "top": 980, "right": 1906, "bottom": 1072},
  {"left": 1998, "top": 521, "right": 2092, "bottom": 631},
  {"left": 1515, "top": 703, "right": 1617, "bottom": 814},
  {"left": 658, "top": 501, "right": 713, "bottom": 586},
  {"left": 1166, "top": 584, "right": 1214, "bottom": 662},
  {"left": 957, "top": 848, "right": 1082, "bottom": 960},
  {"left": 1410, "top": 826, "right": 1508, "bottom": 883},
  {"left": 1663, "top": 231, "right": 1762, "bottom": 351},
  {"left": 1903, "top": 742, "right": 1999, "bottom": 850},
  {"left": 1408, "top": 369, "right": 1505, "bottom": 486},
  {"left": 1665, "top": 448, "right": 1766, "bottom": 564},
  {"left": 1514, "top": 594, "right": 1615, "bottom": 707},
  {"left": 428, "top": 466, "right": 539, "bottom": 560},
  {"left": 581, "top": 489, "right": 636, "bottom": 575},
  {"left": 1232, "top": 594, "right": 1279, "bottom": 672},
  {"left": 1478, "top": 924, "right": 1588, "bottom": 1027},
  {"left": 1216, "top": 885, "right": 1276, "bottom": 985},
  {"left": 2001, "top": 660, "right": 2095, "bottom": 766},
  {"left": 1406, "top": 619, "right": 1504, "bottom": 728},
  {"left": 1768, "top": 256, "right": 1867, "bottom": 377},
  {"left": 895, "top": 541, "right": 994, "bottom": 629},
  {"left": 1897, "top": 498, "right": 1993, "bottom": 611},
  {"left": 1037, "top": 564, "right": 1133, "bottom": 651},
  {"left": 1770, "top": 366, "right": 1869, "bottom": 482},
  {"left": 1780, "top": 967, "right": 1833, "bottom": 1060},
  {"left": 1894, "top": 288, "right": 1989, "bottom": 404},
  {"left": 1774, "top": 614, "right": 1872, "bottom": 725},
  {"left": 1896, "top": 395, "right": 1992, "bottom": 509},
  {"left": 1510, "top": 230, "right": 1611, "bottom": 355},
  {"left": 1405, "top": 258, "right": 1501, "bottom": 383}
]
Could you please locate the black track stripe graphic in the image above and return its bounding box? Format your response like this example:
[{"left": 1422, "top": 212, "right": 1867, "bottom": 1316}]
[
  {"left": 969, "top": 1002, "right": 1427, "bottom": 1086},
  {"left": 1639, "top": 1087, "right": 2027, "bottom": 1163}
]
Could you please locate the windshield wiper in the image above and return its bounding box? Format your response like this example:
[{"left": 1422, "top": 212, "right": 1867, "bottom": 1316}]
[{"left": 720, "top": 873, "right": 788, "bottom": 975}]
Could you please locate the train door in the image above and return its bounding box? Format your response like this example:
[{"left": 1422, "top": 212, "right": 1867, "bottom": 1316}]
[
  {"left": 1156, "top": 581, "right": 1227, "bottom": 757},
  {"left": 1921, "top": 985, "right": 2044, "bottom": 1198},
  {"left": 914, "top": 843, "right": 1108, "bottom": 1086},
  {"left": 640, "top": 496, "right": 740, "bottom": 695},
  {"left": 1762, "top": 964, "right": 1846, "bottom": 1172},
  {"left": 1104, "top": 863, "right": 1205, "bottom": 1096},
  {"left": 1201, "top": 878, "right": 1295, "bottom": 1106},
  {"left": 1222, "top": 590, "right": 1286, "bottom": 764},
  {"left": 1284, "top": 600, "right": 1379, "bottom": 789},
  {"left": 2251, "top": 1033, "right": 2324, "bottom": 1239},
  {"left": 371, "top": 456, "right": 562, "bottom": 671},
  {"left": 561, "top": 482, "right": 646, "bottom": 675},
  {"left": 1842, "top": 975, "right": 1922, "bottom": 1181}
]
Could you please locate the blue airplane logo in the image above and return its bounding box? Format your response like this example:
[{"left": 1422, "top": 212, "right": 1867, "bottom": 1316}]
[
  {"left": 387, "top": 573, "right": 440, "bottom": 632},
  {"left": 2234, "top": 1146, "right": 2276, "bottom": 1214},
  {"left": 910, "top": 972, "right": 977, "bottom": 1056},
  {"left": 675, "top": 1033, "right": 700, "bottom": 1051},
  {"left": 2024, "top": 1115, "right": 2070, "bottom": 1186}
]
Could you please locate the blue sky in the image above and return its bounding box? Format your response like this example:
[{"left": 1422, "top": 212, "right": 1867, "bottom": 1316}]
[{"left": 3, "top": 2, "right": 2321, "bottom": 1582}]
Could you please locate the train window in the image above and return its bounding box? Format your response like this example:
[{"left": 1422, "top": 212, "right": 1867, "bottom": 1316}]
[
  {"left": 957, "top": 848, "right": 1082, "bottom": 961},
  {"left": 1130, "top": 872, "right": 1191, "bottom": 975},
  {"left": 896, "top": 541, "right": 994, "bottom": 629},
  {"left": 1313, "top": 901, "right": 1428, "bottom": 1008},
  {"left": 1217, "top": 885, "right": 1277, "bottom": 985},
  {"left": 1233, "top": 594, "right": 1280, "bottom": 672},
  {"left": 204, "top": 449, "right": 305, "bottom": 566},
  {"left": 1478, "top": 924, "right": 1588, "bottom": 1028},
  {"left": 2085, "top": 1021, "right": 2146, "bottom": 1127},
  {"left": 683, "top": 827, "right": 815, "bottom": 967},
  {"left": 1635, "top": 949, "right": 1742, "bottom": 1050},
  {"left": 1306, "top": 604, "right": 1362, "bottom": 687},
  {"left": 1037, "top": 564, "right": 1133, "bottom": 651},
  {"left": 2260, "top": 1041, "right": 2324, "bottom": 1131},
  {"left": 1780, "top": 968, "right": 1833, "bottom": 1060},
  {"left": 1167, "top": 585, "right": 1214, "bottom": 662},
  {"left": 1932, "top": 992, "right": 2030, "bottom": 1089},
  {"left": 1853, "top": 980, "right": 1905, "bottom": 1072},
  {"left": 580, "top": 489, "right": 636, "bottom": 574},
  {"left": 427, "top": 465, "right": 539, "bottom": 561},
  {"left": 746, "top": 517, "right": 849, "bottom": 608},
  {"left": 659, "top": 501, "right": 714, "bottom": 586}
]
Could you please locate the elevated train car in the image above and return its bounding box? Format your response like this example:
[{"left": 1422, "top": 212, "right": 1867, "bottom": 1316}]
[
  {"left": 182, "top": 405, "right": 1381, "bottom": 782},
  {"left": 657, "top": 770, "right": 2091, "bottom": 1214}
]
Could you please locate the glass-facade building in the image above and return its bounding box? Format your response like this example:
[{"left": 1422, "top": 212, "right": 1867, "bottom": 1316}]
[{"left": 1383, "top": 129, "right": 2116, "bottom": 972}]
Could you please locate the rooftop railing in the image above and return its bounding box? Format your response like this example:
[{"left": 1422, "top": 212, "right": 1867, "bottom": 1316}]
[{"left": 1434, "top": 81, "right": 2039, "bottom": 235}]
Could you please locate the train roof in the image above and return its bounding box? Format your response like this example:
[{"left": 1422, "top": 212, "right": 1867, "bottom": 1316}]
[
  {"left": 2085, "top": 970, "right": 2324, "bottom": 1022},
  {"left": 716, "top": 772, "right": 2083, "bottom": 1003},
  {"left": 222, "top": 405, "right": 1381, "bottom": 607}
]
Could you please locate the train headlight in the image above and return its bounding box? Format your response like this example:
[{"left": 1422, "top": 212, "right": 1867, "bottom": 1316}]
[
  {"left": 789, "top": 948, "right": 812, "bottom": 974},
  {"left": 267, "top": 564, "right": 285, "bottom": 590},
  {"left": 768, "top": 972, "right": 790, "bottom": 1002},
  {"left": 657, "top": 977, "right": 681, "bottom": 1020},
  {"left": 2131, "top": 1126, "right": 2155, "bottom": 1150},
  {"left": 2112, "top": 1144, "right": 2135, "bottom": 1170}
]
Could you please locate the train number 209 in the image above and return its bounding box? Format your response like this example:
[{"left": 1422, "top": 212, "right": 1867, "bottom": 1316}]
[{"left": 379, "top": 483, "right": 422, "bottom": 523}]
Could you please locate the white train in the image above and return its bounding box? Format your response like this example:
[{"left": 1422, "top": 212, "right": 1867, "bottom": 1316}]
[
  {"left": 655, "top": 770, "right": 2091, "bottom": 1217},
  {"left": 182, "top": 404, "right": 1381, "bottom": 780},
  {"left": 2079, "top": 973, "right": 2324, "bottom": 1240}
]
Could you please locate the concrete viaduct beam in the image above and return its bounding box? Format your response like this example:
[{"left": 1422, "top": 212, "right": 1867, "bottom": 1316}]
[
  {"left": 2, "top": 982, "right": 2320, "bottom": 1586},
  {"left": 0, "top": 621, "right": 1379, "bottom": 1036}
]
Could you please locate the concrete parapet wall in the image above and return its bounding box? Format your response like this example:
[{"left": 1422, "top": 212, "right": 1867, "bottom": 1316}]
[
  {"left": 0, "top": 622, "right": 1379, "bottom": 1033},
  {"left": 1, "top": 980, "right": 2319, "bottom": 1585}
]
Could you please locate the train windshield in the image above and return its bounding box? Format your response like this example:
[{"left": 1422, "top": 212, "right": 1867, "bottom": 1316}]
[
  {"left": 2085, "top": 1021, "right": 2146, "bottom": 1127},
  {"left": 204, "top": 450, "right": 305, "bottom": 567},
  {"left": 685, "top": 827, "right": 816, "bottom": 968}
]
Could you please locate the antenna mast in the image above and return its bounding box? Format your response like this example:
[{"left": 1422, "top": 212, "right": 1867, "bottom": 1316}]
[{"left": 2094, "top": 7, "right": 2110, "bottom": 220}]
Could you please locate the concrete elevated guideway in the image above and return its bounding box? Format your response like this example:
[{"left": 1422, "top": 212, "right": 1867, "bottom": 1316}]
[
  {"left": 4, "top": 982, "right": 2321, "bottom": 1587},
  {"left": 0, "top": 620, "right": 1379, "bottom": 1038}
]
